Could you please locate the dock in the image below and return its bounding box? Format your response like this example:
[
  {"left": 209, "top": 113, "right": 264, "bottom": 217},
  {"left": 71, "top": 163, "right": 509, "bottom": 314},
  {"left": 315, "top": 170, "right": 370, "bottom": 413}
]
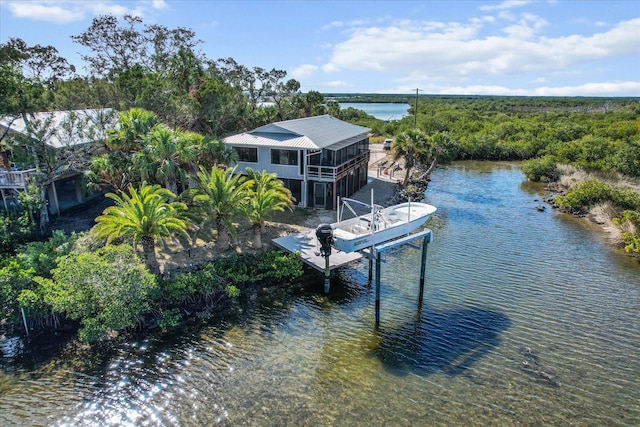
[{"left": 272, "top": 230, "right": 362, "bottom": 272}]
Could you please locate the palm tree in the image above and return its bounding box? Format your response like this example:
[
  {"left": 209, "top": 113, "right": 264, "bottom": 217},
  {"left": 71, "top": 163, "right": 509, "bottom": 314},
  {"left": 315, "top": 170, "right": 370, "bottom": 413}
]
[
  {"left": 106, "top": 108, "right": 158, "bottom": 153},
  {"left": 185, "top": 166, "right": 248, "bottom": 249},
  {"left": 92, "top": 182, "right": 190, "bottom": 275},
  {"left": 179, "top": 133, "right": 237, "bottom": 189},
  {"left": 87, "top": 151, "right": 136, "bottom": 192},
  {"left": 392, "top": 129, "right": 432, "bottom": 186},
  {"left": 138, "top": 124, "right": 188, "bottom": 194},
  {"left": 242, "top": 168, "right": 293, "bottom": 249}
]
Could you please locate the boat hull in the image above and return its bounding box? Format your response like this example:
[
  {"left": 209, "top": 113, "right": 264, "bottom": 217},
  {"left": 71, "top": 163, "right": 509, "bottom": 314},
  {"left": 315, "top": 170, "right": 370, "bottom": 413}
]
[{"left": 330, "top": 202, "right": 436, "bottom": 253}]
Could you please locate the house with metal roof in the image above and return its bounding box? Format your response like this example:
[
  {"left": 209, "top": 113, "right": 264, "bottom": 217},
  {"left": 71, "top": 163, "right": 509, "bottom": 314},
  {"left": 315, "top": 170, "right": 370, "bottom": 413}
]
[
  {"left": 0, "top": 109, "right": 116, "bottom": 215},
  {"left": 223, "top": 115, "right": 370, "bottom": 209}
]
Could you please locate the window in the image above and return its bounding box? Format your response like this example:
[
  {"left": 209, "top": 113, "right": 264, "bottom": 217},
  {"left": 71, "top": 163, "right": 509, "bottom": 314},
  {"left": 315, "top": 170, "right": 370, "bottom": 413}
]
[
  {"left": 271, "top": 149, "right": 299, "bottom": 165},
  {"left": 235, "top": 147, "right": 257, "bottom": 163}
]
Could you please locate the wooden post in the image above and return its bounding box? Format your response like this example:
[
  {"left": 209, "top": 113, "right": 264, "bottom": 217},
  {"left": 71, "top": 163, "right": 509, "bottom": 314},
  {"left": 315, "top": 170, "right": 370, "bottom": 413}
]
[
  {"left": 375, "top": 250, "right": 381, "bottom": 326},
  {"left": 52, "top": 181, "right": 60, "bottom": 217},
  {"left": 368, "top": 257, "right": 373, "bottom": 286},
  {"left": 418, "top": 235, "right": 429, "bottom": 304}
]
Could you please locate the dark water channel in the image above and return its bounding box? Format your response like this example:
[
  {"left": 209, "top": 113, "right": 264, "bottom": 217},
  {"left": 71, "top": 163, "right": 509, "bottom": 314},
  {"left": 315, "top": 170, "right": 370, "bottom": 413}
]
[{"left": 1, "top": 161, "right": 639, "bottom": 426}]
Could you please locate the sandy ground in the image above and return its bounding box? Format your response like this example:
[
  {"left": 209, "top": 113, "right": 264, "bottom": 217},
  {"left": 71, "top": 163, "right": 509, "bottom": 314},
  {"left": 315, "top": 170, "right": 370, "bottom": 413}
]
[
  {"left": 158, "top": 145, "right": 403, "bottom": 275},
  {"left": 45, "top": 144, "right": 403, "bottom": 275}
]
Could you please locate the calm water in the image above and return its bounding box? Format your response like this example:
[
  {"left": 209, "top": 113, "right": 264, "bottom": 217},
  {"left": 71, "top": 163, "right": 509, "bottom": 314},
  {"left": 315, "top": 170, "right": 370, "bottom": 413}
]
[
  {"left": 1, "top": 162, "right": 639, "bottom": 426},
  {"left": 340, "top": 102, "right": 410, "bottom": 121}
]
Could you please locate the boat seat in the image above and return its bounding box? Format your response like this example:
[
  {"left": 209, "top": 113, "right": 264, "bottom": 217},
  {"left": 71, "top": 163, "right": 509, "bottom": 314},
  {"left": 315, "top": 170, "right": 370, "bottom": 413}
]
[{"left": 333, "top": 228, "right": 357, "bottom": 240}]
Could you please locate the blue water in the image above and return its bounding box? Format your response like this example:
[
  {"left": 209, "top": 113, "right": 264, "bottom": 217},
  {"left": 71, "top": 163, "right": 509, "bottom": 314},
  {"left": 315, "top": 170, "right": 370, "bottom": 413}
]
[
  {"left": 1, "top": 161, "right": 639, "bottom": 426},
  {"left": 340, "top": 102, "right": 410, "bottom": 121}
]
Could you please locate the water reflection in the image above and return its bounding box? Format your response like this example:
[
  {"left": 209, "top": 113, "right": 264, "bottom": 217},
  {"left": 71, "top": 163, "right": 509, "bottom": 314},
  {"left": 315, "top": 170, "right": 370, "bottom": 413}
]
[
  {"left": 2, "top": 161, "right": 639, "bottom": 426},
  {"left": 376, "top": 302, "right": 511, "bottom": 376}
]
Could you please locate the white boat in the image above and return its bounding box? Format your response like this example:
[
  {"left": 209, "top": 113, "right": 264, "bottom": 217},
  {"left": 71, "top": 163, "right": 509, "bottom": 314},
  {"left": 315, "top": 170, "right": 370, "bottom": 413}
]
[{"left": 330, "top": 198, "right": 437, "bottom": 253}]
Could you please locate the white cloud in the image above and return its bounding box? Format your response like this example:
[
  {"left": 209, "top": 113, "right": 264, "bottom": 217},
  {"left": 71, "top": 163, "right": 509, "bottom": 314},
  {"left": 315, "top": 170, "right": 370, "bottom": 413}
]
[
  {"left": 479, "top": 1, "right": 534, "bottom": 12},
  {"left": 388, "top": 81, "right": 640, "bottom": 97},
  {"left": 531, "top": 81, "right": 640, "bottom": 96},
  {"left": 2, "top": 1, "right": 147, "bottom": 24},
  {"left": 322, "top": 17, "right": 639, "bottom": 81},
  {"left": 152, "top": 0, "right": 168, "bottom": 10},
  {"left": 325, "top": 80, "right": 350, "bottom": 88},
  {"left": 4, "top": 1, "right": 85, "bottom": 24},
  {"left": 322, "top": 63, "right": 341, "bottom": 73},
  {"left": 291, "top": 64, "right": 318, "bottom": 80},
  {"left": 322, "top": 20, "right": 344, "bottom": 31}
]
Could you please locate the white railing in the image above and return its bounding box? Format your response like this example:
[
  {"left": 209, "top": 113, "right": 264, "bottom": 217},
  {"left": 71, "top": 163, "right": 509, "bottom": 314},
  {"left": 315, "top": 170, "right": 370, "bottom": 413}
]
[
  {"left": 307, "top": 151, "right": 370, "bottom": 181},
  {"left": 0, "top": 169, "right": 40, "bottom": 189}
]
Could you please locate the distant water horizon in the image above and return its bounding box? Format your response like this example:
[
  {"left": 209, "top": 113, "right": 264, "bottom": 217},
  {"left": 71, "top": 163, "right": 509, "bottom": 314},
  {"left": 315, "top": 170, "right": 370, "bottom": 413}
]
[{"left": 339, "top": 102, "right": 410, "bottom": 121}]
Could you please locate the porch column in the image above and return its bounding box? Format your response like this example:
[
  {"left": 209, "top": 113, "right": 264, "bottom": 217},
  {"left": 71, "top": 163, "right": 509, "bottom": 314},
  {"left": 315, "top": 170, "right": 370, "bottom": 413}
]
[
  {"left": 74, "top": 178, "right": 84, "bottom": 203},
  {"left": 46, "top": 182, "right": 60, "bottom": 216},
  {"left": 332, "top": 181, "right": 337, "bottom": 210}
]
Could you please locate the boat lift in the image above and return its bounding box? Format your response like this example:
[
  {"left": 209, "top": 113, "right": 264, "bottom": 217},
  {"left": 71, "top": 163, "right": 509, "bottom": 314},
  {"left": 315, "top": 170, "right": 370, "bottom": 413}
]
[
  {"left": 273, "top": 191, "right": 435, "bottom": 325},
  {"left": 315, "top": 223, "right": 433, "bottom": 325}
]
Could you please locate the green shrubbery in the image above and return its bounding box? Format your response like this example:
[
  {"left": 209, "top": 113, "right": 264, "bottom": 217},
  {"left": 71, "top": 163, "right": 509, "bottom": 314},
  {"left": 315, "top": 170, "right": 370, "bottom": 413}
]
[
  {"left": 555, "top": 180, "right": 640, "bottom": 254},
  {"left": 1, "top": 231, "right": 303, "bottom": 341},
  {"left": 0, "top": 211, "right": 36, "bottom": 255},
  {"left": 613, "top": 211, "right": 640, "bottom": 254},
  {"left": 555, "top": 180, "right": 640, "bottom": 214},
  {"left": 160, "top": 250, "right": 302, "bottom": 307},
  {"left": 522, "top": 155, "right": 560, "bottom": 182},
  {"left": 41, "top": 245, "right": 158, "bottom": 342}
]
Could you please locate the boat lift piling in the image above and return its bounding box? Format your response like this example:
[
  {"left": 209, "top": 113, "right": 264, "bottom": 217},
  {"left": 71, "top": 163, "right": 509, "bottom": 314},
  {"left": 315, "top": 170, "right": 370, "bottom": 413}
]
[
  {"left": 272, "top": 191, "right": 436, "bottom": 323},
  {"left": 366, "top": 229, "right": 433, "bottom": 325}
]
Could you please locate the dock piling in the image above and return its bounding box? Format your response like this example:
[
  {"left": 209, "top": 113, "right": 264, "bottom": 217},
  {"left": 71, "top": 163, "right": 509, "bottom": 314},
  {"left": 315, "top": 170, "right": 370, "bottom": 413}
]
[
  {"left": 324, "top": 256, "right": 330, "bottom": 293},
  {"left": 418, "top": 233, "right": 429, "bottom": 303},
  {"left": 375, "top": 250, "right": 381, "bottom": 325}
]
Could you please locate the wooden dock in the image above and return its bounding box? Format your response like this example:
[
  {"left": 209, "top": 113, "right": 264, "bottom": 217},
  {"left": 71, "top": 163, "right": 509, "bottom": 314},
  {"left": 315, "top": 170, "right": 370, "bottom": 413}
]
[{"left": 272, "top": 230, "right": 362, "bottom": 272}]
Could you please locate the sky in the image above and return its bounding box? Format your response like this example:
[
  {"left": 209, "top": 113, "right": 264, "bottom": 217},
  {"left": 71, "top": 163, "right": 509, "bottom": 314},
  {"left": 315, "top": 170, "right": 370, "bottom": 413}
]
[{"left": 1, "top": 0, "right": 639, "bottom": 97}]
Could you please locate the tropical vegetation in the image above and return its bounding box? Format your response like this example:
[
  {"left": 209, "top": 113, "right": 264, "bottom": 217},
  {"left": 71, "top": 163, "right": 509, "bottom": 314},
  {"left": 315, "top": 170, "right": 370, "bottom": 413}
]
[
  {"left": 0, "top": 13, "right": 639, "bottom": 343},
  {"left": 92, "top": 182, "right": 191, "bottom": 275}
]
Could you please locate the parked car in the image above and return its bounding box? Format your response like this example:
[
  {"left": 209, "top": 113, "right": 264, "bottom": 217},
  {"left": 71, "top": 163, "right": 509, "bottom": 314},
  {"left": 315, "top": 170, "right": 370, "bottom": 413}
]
[{"left": 383, "top": 139, "right": 393, "bottom": 150}]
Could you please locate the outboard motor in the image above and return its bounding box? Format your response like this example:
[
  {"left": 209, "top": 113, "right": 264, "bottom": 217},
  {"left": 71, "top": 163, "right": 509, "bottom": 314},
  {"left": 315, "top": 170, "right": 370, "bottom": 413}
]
[{"left": 315, "top": 224, "right": 334, "bottom": 257}]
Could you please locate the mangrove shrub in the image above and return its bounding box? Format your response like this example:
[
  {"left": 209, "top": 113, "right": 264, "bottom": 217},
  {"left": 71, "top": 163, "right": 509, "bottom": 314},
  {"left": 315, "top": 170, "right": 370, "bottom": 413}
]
[
  {"left": 42, "top": 245, "right": 157, "bottom": 342},
  {"left": 522, "top": 155, "right": 560, "bottom": 182}
]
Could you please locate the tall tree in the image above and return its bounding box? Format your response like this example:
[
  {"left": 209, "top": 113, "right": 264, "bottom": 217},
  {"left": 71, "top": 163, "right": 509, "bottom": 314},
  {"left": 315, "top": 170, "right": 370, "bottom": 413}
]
[
  {"left": 242, "top": 168, "right": 293, "bottom": 249},
  {"left": 270, "top": 77, "right": 301, "bottom": 121},
  {"left": 138, "top": 124, "right": 190, "bottom": 194},
  {"left": 0, "top": 38, "right": 73, "bottom": 168},
  {"left": 294, "top": 90, "right": 324, "bottom": 117},
  {"left": 72, "top": 14, "right": 201, "bottom": 77},
  {"left": 393, "top": 129, "right": 432, "bottom": 186},
  {"left": 185, "top": 167, "right": 248, "bottom": 249},
  {"left": 188, "top": 77, "right": 248, "bottom": 137},
  {"left": 71, "top": 14, "right": 146, "bottom": 77},
  {"left": 92, "top": 182, "right": 191, "bottom": 275},
  {"left": 106, "top": 108, "right": 158, "bottom": 153}
]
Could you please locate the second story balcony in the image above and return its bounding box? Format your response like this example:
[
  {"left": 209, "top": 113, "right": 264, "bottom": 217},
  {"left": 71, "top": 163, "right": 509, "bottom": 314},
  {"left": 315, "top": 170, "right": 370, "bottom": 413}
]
[
  {"left": 0, "top": 169, "right": 42, "bottom": 189},
  {"left": 306, "top": 151, "right": 370, "bottom": 181}
]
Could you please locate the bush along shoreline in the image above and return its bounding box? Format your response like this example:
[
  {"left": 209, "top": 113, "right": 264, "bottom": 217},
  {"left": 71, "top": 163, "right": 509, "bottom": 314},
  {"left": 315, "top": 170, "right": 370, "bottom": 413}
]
[
  {"left": 522, "top": 160, "right": 640, "bottom": 259},
  {"left": 0, "top": 236, "right": 304, "bottom": 342}
]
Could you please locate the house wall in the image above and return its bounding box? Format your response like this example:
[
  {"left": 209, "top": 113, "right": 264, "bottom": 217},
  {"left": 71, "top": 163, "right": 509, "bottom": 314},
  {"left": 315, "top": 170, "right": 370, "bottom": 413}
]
[
  {"left": 229, "top": 135, "right": 369, "bottom": 210},
  {"left": 233, "top": 146, "right": 304, "bottom": 180}
]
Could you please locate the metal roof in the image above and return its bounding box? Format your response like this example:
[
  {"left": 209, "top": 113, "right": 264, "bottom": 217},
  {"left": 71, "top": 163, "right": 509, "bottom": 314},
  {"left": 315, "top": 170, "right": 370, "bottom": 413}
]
[
  {"left": 0, "top": 109, "right": 116, "bottom": 148},
  {"left": 224, "top": 115, "right": 369, "bottom": 149}
]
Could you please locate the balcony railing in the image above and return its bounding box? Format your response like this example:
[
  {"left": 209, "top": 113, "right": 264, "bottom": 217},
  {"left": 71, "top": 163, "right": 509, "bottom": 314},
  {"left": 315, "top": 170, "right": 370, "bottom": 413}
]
[
  {"left": 306, "top": 151, "right": 370, "bottom": 181},
  {"left": 0, "top": 169, "right": 41, "bottom": 189}
]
